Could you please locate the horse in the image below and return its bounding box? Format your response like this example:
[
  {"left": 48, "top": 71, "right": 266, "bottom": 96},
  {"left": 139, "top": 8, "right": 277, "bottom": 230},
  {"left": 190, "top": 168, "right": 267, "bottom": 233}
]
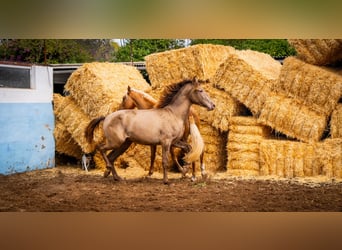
[
  {"left": 85, "top": 79, "right": 215, "bottom": 184},
  {"left": 119, "top": 85, "right": 207, "bottom": 181}
]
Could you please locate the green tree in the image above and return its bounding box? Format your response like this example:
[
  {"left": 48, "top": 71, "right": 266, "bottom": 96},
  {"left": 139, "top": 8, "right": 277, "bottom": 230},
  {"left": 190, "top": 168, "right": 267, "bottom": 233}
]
[
  {"left": 114, "top": 39, "right": 186, "bottom": 62},
  {"left": 0, "top": 39, "right": 114, "bottom": 64},
  {"left": 191, "top": 39, "right": 296, "bottom": 58}
]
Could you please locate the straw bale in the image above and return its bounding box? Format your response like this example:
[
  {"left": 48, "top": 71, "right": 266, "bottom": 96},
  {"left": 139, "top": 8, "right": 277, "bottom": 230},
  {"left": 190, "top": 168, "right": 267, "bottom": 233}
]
[
  {"left": 54, "top": 120, "right": 83, "bottom": 159},
  {"left": 260, "top": 138, "right": 342, "bottom": 179},
  {"left": 258, "top": 93, "right": 327, "bottom": 143},
  {"left": 53, "top": 95, "right": 103, "bottom": 153},
  {"left": 227, "top": 116, "right": 271, "bottom": 175},
  {"left": 274, "top": 56, "right": 342, "bottom": 115},
  {"left": 192, "top": 85, "right": 245, "bottom": 131},
  {"left": 64, "top": 62, "right": 151, "bottom": 119},
  {"left": 213, "top": 49, "right": 281, "bottom": 115},
  {"left": 331, "top": 104, "right": 342, "bottom": 138},
  {"left": 288, "top": 39, "right": 342, "bottom": 65},
  {"left": 316, "top": 138, "right": 342, "bottom": 178},
  {"left": 145, "top": 44, "right": 236, "bottom": 88}
]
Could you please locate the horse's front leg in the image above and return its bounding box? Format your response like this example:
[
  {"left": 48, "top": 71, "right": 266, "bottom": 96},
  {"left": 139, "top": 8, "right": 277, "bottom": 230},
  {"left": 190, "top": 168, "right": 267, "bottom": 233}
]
[
  {"left": 161, "top": 142, "right": 171, "bottom": 184},
  {"left": 148, "top": 145, "right": 157, "bottom": 176}
]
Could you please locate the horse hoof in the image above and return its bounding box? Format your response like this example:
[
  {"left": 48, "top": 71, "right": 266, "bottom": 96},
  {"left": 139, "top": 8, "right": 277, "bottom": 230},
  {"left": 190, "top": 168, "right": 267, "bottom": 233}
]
[
  {"left": 191, "top": 176, "right": 196, "bottom": 182},
  {"left": 103, "top": 170, "right": 111, "bottom": 178},
  {"left": 113, "top": 175, "right": 122, "bottom": 181},
  {"left": 201, "top": 173, "right": 208, "bottom": 181}
]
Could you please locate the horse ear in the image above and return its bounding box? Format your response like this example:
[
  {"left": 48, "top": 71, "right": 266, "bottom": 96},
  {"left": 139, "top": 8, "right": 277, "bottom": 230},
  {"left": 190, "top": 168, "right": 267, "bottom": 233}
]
[{"left": 127, "top": 85, "right": 131, "bottom": 93}]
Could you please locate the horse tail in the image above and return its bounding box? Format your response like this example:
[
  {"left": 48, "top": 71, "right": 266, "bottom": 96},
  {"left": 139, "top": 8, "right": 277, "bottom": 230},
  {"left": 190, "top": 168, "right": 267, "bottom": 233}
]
[
  {"left": 85, "top": 116, "right": 105, "bottom": 144},
  {"left": 183, "top": 115, "right": 204, "bottom": 163}
]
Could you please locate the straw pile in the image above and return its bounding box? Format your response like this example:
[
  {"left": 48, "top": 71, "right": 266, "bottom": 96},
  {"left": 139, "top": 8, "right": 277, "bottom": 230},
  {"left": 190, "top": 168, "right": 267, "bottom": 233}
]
[
  {"left": 64, "top": 62, "right": 151, "bottom": 119},
  {"left": 260, "top": 138, "right": 342, "bottom": 178},
  {"left": 213, "top": 49, "right": 282, "bottom": 116},
  {"left": 288, "top": 39, "right": 342, "bottom": 65},
  {"left": 227, "top": 117, "right": 271, "bottom": 176},
  {"left": 274, "top": 56, "right": 342, "bottom": 116},
  {"left": 145, "top": 44, "right": 236, "bottom": 88},
  {"left": 331, "top": 104, "right": 342, "bottom": 138}
]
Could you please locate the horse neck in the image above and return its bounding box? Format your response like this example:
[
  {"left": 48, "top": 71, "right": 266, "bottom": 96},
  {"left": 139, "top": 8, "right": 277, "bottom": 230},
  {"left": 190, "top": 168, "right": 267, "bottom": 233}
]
[
  {"left": 131, "top": 91, "right": 157, "bottom": 109},
  {"left": 167, "top": 88, "right": 192, "bottom": 122}
]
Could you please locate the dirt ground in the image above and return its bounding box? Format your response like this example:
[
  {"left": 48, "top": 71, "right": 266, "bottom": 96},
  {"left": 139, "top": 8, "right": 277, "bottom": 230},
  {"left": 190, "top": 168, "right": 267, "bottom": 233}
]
[{"left": 0, "top": 164, "right": 342, "bottom": 212}]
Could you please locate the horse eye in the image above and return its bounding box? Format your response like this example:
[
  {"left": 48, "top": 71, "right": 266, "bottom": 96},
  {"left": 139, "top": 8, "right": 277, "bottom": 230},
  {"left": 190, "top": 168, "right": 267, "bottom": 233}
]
[{"left": 197, "top": 89, "right": 203, "bottom": 93}]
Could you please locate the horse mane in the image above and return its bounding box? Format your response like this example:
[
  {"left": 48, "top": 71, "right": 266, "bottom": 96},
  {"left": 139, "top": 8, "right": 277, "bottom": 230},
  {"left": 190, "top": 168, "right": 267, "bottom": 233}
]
[{"left": 156, "top": 79, "right": 193, "bottom": 108}]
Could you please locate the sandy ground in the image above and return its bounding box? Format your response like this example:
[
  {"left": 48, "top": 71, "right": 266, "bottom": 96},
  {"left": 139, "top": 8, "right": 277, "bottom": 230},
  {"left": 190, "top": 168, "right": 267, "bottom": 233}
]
[{"left": 0, "top": 164, "right": 342, "bottom": 212}]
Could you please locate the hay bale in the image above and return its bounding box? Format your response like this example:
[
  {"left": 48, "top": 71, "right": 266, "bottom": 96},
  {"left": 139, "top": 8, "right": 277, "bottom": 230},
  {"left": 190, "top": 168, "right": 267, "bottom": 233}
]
[
  {"left": 258, "top": 93, "right": 327, "bottom": 143},
  {"left": 213, "top": 49, "right": 282, "bottom": 116},
  {"left": 260, "top": 138, "right": 342, "bottom": 179},
  {"left": 54, "top": 120, "right": 83, "bottom": 159},
  {"left": 259, "top": 139, "right": 317, "bottom": 178},
  {"left": 64, "top": 62, "right": 151, "bottom": 119},
  {"left": 316, "top": 138, "right": 342, "bottom": 178},
  {"left": 53, "top": 94, "right": 103, "bottom": 153},
  {"left": 274, "top": 57, "right": 342, "bottom": 116},
  {"left": 331, "top": 104, "right": 342, "bottom": 138},
  {"left": 288, "top": 39, "right": 342, "bottom": 65},
  {"left": 227, "top": 116, "right": 271, "bottom": 176},
  {"left": 145, "top": 44, "right": 236, "bottom": 88},
  {"left": 192, "top": 85, "right": 246, "bottom": 131}
]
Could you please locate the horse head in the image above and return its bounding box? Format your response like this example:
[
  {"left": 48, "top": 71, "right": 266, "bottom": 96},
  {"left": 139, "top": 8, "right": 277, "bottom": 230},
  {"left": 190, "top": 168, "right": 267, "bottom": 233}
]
[{"left": 189, "top": 80, "right": 215, "bottom": 111}]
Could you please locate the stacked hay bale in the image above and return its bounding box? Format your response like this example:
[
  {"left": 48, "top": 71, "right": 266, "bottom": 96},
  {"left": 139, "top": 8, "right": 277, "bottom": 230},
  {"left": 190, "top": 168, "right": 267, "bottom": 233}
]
[
  {"left": 145, "top": 44, "right": 236, "bottom": 88},
  {"left": 227, "top": 117, "right": 271, "bottom": 176},
  {"left": 145, "top": 44, "right": 243, "bottom": 172},
  {"left": 64, "top": 62, "right": 151, "bottom": 119},
  {"left": 258, "top": 57, "right": 342, "bottom": 143},
  {"left": 331, "top": 104, "right": 342, "bottom": 138},
  {"left": 212, "top": 49, "right": 282, "bottom": 116},
  {"left": 54, "top": 62, "right": 152, "bottom": 170},
  {"left": 288, "top": 39, "right": 342, "bottom": 65}
]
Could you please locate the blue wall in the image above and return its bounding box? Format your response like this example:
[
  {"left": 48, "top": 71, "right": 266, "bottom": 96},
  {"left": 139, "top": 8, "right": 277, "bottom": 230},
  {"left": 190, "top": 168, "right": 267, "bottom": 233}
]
[{"left": 0, "top": 103, "right": 55, "bottom": 174}]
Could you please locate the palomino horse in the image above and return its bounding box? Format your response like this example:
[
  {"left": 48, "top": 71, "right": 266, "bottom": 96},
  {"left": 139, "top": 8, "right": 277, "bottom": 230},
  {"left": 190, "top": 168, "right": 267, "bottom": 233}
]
[
  {"left": 85, "top": 79, "right": 215, "bottom": 184},
  {"left": 119, "top": 85, "right": 207, "bottom": 181}
]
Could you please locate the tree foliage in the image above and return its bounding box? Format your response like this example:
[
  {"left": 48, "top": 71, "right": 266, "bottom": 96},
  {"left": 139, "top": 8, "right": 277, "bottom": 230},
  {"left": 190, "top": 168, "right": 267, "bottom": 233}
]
[
  {"left": 0, "top": 39, "right": 114, "bottom": 64},
  {"left": 114, "top": 39, "right": 187, "bottom": 62},
  {"left": 191, "top": 39, "right": 296, "bottom": 58}
]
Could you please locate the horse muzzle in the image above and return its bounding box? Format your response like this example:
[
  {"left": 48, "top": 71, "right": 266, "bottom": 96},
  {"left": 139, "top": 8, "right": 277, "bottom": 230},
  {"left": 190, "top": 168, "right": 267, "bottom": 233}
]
[{"left": 207, "top": 103, "right": 215, "bottom": 111}]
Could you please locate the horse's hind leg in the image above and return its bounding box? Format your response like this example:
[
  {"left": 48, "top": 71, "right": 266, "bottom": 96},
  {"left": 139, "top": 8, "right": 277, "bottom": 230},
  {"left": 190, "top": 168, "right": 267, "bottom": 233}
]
[
  {"left": 199, "top": 151, "right": 207, "bottom": 180},
  {"left": 148, "top": 145, "right": 157, "bottom": 176},
  {"left": 103, "top": 139, "right": 133, "bottom": 179}
]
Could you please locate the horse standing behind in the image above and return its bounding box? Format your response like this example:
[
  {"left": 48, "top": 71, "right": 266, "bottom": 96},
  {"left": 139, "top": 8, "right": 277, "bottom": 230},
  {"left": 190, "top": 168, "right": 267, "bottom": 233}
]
[
  {"left": 119, "top": 85, "right": 207, "bottom": 181},
  {"left": 85, "top": 79, "right": 215, "bottom": 184}
]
